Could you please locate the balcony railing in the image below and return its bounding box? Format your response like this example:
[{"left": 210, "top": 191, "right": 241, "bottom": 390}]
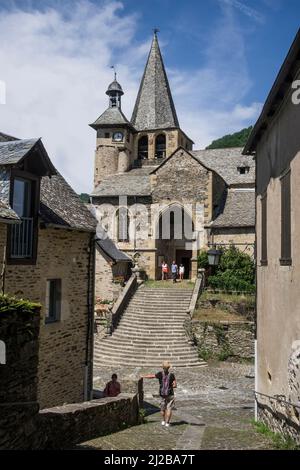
[{"left": 10, "top": 217, "right": 34, "bottom": 258}]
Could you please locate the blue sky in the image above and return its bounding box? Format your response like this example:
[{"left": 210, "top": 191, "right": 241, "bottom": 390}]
[{"left": 0, "top": 0, "right": 299, "bottom": 192}]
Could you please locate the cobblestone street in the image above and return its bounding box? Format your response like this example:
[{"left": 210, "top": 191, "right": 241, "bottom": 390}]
[{"left": 77, "top": 362, "right": 275, "bottom": 450}]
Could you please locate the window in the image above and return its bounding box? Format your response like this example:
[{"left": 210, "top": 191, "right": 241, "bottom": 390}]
[
  {"left": 105, "top": 132, "right": 110, "bottom": 138},
  {"left": 9, "top": 176, "right": 37, "bottom": 260},
  {"left": 155, "top": 134, "right": 166, "bottom": 159},
  {"left": 237, "top": 166, "right": 250, "bottom": 175},
  {"left": 45, "top": 279, "right": 62, "bottom": 324},
  {"left": 261, "top": 193, "right": 267, "bottom": 265},
  {"left": 138, "top": 136, "right": 148, "bottom": 160},
  {"left": 280, "top": 170, "right": 292, "bottom": 265},
  {"left": 117, "top": 207, "right": 129, "bottom": 241}
]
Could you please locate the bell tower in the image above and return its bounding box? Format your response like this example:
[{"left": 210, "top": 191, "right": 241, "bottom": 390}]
[{"left": 90, "top": 74, "right": 135, "bottom": 188}]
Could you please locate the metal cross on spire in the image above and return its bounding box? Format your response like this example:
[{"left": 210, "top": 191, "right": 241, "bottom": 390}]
[
  {"left": 110, "top": 65, "right": 117, "bottom": 81},
  {"left": 153, "top": 28, "right": 160, "bottom": 36}
]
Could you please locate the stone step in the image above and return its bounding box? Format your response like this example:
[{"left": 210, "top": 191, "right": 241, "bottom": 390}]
[
  {"left": 118, "top": 316, "right": 185, "bottom": 324},
  {"left": 117, "top": 321, "right": 185, "bottom": 328},
  {"left": 124, "top": 305, "right": 190, "bottom": 310},
  {"left": 94, "top": 351, "right": 200, "bottom": 362},
  {"left": 126, "top": 304, "right": 190, "bottom": 310},
  {"left": 95, "top": 341, "right": 198, "bottom": 351},
  {"left": 94, "top": 351, "right": 202, "bottom": 362},
  {"left": 97, "top": 336, "right": 195, "bottom": 346},
  {"left": 95, "top": 345, "right": 197, "bottom": 355},
  {"left": 138, "top": 288, "right": 193, "bottom": 293},
  {"left": 110, "top": 332, "right": 188, "bottom": 340},
  {"left": 94, "top": 357, "right": 206, "bottom": 368}
]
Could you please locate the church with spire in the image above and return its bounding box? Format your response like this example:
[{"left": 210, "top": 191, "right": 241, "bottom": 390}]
[{"left": 90, "top": 32, "right": 255, "bottom": 292}]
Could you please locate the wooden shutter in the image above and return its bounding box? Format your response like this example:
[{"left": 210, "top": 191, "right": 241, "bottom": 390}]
[{"left": 280, "top": 170, "right": 292, "bottom": 265}]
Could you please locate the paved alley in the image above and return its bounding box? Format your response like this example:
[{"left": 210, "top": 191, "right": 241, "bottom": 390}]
[{"left": 77, "top": 362, "right": 275, "bottom": 450}]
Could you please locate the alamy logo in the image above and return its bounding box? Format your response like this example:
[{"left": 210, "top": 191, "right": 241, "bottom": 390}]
[
  {"left": 0, "top": 80, "right": 6, "bottom": 104},
  {"left": 291, "top": 80, "right": 300, "bottom": 105}
]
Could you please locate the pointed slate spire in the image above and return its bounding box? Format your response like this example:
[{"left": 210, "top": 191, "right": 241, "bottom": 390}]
[{"left": 131, "top": 31, "right": 179, "bottom": 131}]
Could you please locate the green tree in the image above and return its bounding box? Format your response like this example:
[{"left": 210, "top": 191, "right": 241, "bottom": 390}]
[
  {"left": 203, "top": 246, "right": 255, "bottom": 292},
  {"left": 206, "top": 126, "right": 253, "bottom": 149},
  {"left": 79, "top": 193, "right": 90, "bottom": 203}
]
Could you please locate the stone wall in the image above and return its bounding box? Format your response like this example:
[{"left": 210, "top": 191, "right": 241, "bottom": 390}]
[
  {"left": 186, "top": 320, "right": 255, "bottom": 360},
  {"left": 257, "top": 395, "right": 300, "bottom": 445},
  {"left": 3, "top": 227, "right": 94, "bottom": 409},
  {"left": 211, "top": 227, "right": 255, "bottom": 257},
  {"left": 38, "top": 394, "right": 139, "bottom": 449},
  {"left": 95, "top": 246, "right": 128, "bottom": 302},
  {"left": 0, "top": 302, "right": 42, "bottom": 450}
]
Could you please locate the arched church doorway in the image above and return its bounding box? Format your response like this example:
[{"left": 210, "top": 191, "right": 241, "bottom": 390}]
[
  {"left": 155, "top": 134, "right": 166, "bottom": 159},
  {"left": 138, "top": 136, "right": 148, "bottom": 160},
  {"left": 155, "top": 204, "right": 194, "bottom": 279}
]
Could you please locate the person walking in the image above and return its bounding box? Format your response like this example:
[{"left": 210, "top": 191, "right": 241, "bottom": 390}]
[
  {"left": 179, "top": 263, "right": 185, "bottom": 281},
  {"left": 161, "top": 261, "right": 168, "bottom": 281},
  {"left": 171, "top": 260, "right": 178, "bottom": 283},
  {"left": 142, "top": 361, "right": 176, "bottom": 427}
]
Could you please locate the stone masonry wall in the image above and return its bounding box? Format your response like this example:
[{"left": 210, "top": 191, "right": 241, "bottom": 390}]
[
  {"left": 211, "top": 227, "right": 255, "bottom": 257},
  {"left": 38, "top": 394, "right": 139, "bottom": 449},
  {"left": 187, "top": 320, "right": 255, "bottom": 360},
  {"left": 4, "top": 227, "right": 93, "bottom": 409},
  {"left": 0, "top": 303, "right": 42, "bottom": 449},
  {"left": 152, "top": 149, "right": 210, "bottom": 207},
  {"left": 257, "top": 396, "right": 300, "bottom": 445}
]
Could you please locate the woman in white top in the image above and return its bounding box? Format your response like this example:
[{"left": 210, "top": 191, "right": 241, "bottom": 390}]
[{"left": 179, "top": 264, "right": 185, "bottom": 281}]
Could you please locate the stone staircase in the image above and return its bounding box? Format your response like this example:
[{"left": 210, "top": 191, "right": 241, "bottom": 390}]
[{"left": 94, "top": 285, "right": 207, "bottom": 368}]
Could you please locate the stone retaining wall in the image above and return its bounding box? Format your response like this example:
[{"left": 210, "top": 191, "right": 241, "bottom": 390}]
[
  {"left": 186, "top": 320, "right": 255, "bottom": 360},
  {"left": 0, "top": 304, "right": 41, "bottom": 449},
  {"left": 38, "top": 393, "right": 139, "bottom": 449},
  {"left": 257, "top": 395, "right": 300, "bottom": 445}
]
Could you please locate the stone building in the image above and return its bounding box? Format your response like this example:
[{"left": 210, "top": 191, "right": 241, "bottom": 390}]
[
  {"left": 0, "top": 133, "right": 97, "bottom": 409},
  {"left": 90, "top": 32, "right": 255, "bottom": 283},
  {"left": 244, "top": 29, "right": 300, "bottom": 441}
]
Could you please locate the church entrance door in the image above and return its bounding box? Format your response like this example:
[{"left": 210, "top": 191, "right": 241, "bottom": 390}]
[{"left": 176, "top": 249, "right": 192, "bottom": 279}]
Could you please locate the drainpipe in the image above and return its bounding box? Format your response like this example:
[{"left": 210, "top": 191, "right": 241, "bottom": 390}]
[{"left": 84, "top": 232, "right": 96, "bottom": 401}]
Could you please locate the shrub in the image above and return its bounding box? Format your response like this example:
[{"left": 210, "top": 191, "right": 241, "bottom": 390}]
[
  {"left": 197, "top": 250, "right": 209, "bottom": 269},
  {"left": 205, "top": 246, "right": 255, "bottom": 293}
]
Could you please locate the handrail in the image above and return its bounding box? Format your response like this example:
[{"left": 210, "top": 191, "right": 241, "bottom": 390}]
[{"left": 254, "top": 390, "right": 300, "bottom": 410}]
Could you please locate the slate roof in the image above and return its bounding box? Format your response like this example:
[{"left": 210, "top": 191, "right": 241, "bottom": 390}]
[
  {"left": 131, "top": 33, "right": 179, "bottom": 131},
  {"left": 192, "top": 147, "right": 255, "bottom": 186},
  {"left": 0, "top": 132, "right": 18, "bottom": 142},
  {"left": 96, "top": 238, "right": 131, "bottom": 263},
  {"left": 40, "top": 173, "right": 97, "bottom": 232},
  {"left": 210, "top": 189, "right": 255, "bottom": 228},
  {"left": 0, "top": 200, "right": 20, "bottom": 222},
  {"left": 106, "top": 80, "right": 124, "bottom": 95},
  {"left": 0, "top": 138, "right": 40, "bottom": 165},
  {"left": 90, "top": 107, "right": 132, "bottom": 129},
  {"left": 91, "top": 168, "right": 153, "bottom": 197}
]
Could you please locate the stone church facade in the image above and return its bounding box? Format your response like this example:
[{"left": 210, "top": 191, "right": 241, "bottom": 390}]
[{"left": 90, "top": 32, "right": 255, "bottom": 284}]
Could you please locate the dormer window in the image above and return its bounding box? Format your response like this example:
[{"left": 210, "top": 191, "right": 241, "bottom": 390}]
[{"left": 237, "top": 165, "right": 250, "bottom": 175}]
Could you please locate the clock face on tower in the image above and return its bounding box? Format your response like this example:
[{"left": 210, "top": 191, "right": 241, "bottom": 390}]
[{"left": 112, "top": 132, "right": 124, "bottom": 142}]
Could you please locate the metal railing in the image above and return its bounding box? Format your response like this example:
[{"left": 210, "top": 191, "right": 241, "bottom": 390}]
[{"left": 10, "top": 217, "right": 33, "bottom": 258}]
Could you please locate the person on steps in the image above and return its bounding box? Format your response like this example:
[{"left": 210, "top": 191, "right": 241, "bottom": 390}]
[
  {"left": 161, "top": 261, "right": 168, "bottom": 281},
  {"left": 171, "top": 261, "right": 178, "bottom": 283},
  {"left": 179, "top": 263, "right": 185, "bottom": 281},
  {"left": 142, "top": 361, "right": 176, "bottom": 427}
]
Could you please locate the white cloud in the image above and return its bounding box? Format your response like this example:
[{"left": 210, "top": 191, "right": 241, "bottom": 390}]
[
  {"left": 0, "top": 1, "right": 139, "bottom": 193},
  {"left": 0, "top": 1, "right": 261, "bottom": 193}
]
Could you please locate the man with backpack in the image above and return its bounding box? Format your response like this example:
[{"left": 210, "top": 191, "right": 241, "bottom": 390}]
[{"left": 143, "top": 361, "right": 176, "bottom": 427}]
